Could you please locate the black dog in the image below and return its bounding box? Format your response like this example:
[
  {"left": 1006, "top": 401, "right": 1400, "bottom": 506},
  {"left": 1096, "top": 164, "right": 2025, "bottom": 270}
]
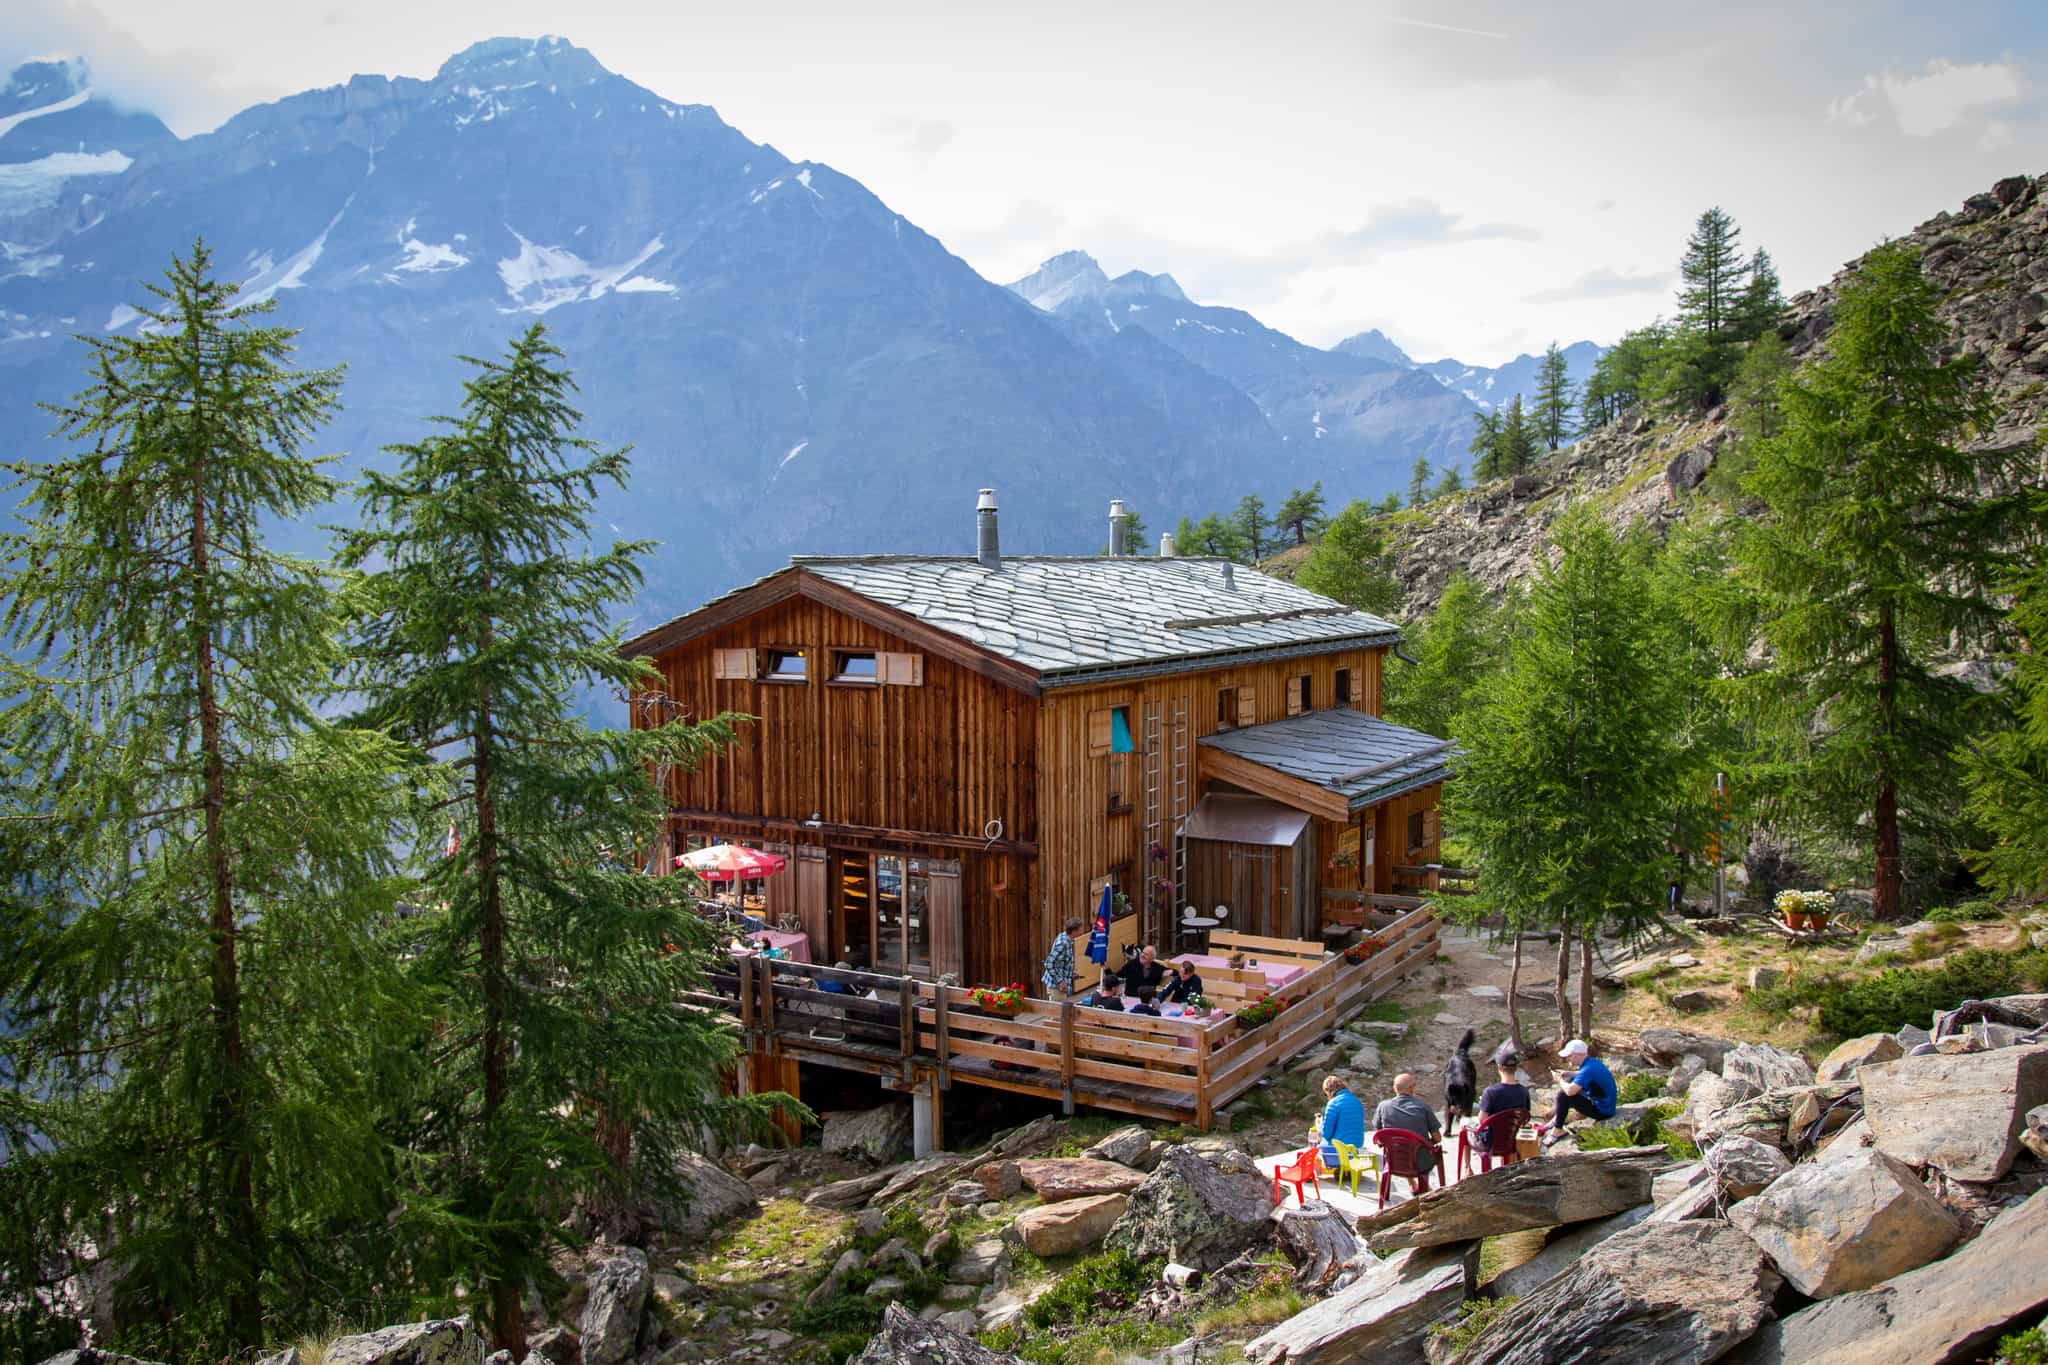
[{"left": 1444, "top": 1028, "right": 1477, "bottom": 1124}]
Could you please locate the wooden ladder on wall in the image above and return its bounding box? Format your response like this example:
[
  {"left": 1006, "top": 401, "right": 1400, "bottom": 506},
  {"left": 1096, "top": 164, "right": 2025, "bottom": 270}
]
[
  {"left": 1168, "top": 696, "right": 1188, "bottom": 930},
  {"left": 1142, "top": 703, "right": 1163, "bottom": 945}
]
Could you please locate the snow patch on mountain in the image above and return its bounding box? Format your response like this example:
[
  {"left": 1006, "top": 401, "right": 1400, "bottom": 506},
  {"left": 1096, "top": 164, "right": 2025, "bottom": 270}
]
[
  {"left": 496, "top": 230, "right": 665, "bottom": 313},
  {"left": 1010, "top": 250, "right": 1111, "bottom": 313},
  {"left": 614, "top": 275, "right": 675, "bottom": 293},
  {"left": 0, "top": 149, "right": 131, "bottom": 217},
  {"left": 0, "top": 88, "right": 90, "bottom": 142},
  {"left": 391, "top": 217, "right": 470, "bottom": 274},
  {"left": 106, "top": 302, "right": 140, "bottom": 331},
  {"left": 0, "top": 239, "right": 60, "bottom": 281},
  {"left": 243, "top": 200, "right": 350, "bottom": 305}
]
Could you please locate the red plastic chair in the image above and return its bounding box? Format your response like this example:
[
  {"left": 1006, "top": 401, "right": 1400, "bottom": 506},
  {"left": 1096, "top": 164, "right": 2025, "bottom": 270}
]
[
  {"left": 1374, "top": 1129, "right": 1442, "bottom": 1205},
  {"left": 1457, "top": 1108, "right": 1529, "bottom": 1179},
  {"left": 1272, "top": 1145, "right": 1322, "bottom": 1206}
]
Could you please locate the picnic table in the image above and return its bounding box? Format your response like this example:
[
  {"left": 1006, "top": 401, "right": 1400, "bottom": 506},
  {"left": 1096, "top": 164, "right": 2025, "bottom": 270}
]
[
  {"left": 1169, "top": 952, "right": 1309, "bottom": 990},
  {"left": 730, "top": 928, "right": 812, "bottom": 963}
]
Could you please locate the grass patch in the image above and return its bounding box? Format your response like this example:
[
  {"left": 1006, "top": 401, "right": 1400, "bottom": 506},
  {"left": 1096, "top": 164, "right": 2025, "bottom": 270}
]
[
  {"left": 1617, "top": 1072, "right": 1666, "bottom": 1104},
  {"left": 1345, "top": 999, "right": 1412, "bottom": 1025},
  {"left": 786, "top": 1202, "right": 949, "bottom": 1364},
  {"left": 987, "top": 1318, "right": 1181, "bottom": 1365},
  {"left": 986, "top": 1249, "right": 1177, "bottom": 1365},
  {"left": 1194, "top": 1281, "right": 1303, "bottom": 1335},
  {"left": 1428, "top": 1296, "right": 1520, "bottom": 1357},
  {"left": 1925, "top": 899, "right": 2006, "bottom": 924},
  {"left": 1996, "top": 1325, "right": 2048, "bottom": 1365},
  {"left": 1816, "top": 948, "right": 2048, "bottom": 1038},
  {"left": 1023, "top": 1250, "right": 1157, "bottom": 1329},
  {"left": 1045, "top": 1114, "right": 1130, "bottom": 1157},
  {"left": 1574, "top": 1101, "right": 1693, "bottom": 1158}
]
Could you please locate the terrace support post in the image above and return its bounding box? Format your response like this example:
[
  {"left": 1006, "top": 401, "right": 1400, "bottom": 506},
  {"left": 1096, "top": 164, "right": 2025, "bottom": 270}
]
[
  {"left": 1196, "top": 1025, "right": 1213, "bottom": 1131},
  {"left": 898, "top": 975, "right": 914, "bottom": 1085},
  {"left": 1059, "top": 1002, "right": 1077, "bottom": 1116},
  {"left": 934, "top": 986, "right": 951, "bottom": 1090},
  {"left": 911, "top": 1080, "right": 937, "bottom": 1160}
]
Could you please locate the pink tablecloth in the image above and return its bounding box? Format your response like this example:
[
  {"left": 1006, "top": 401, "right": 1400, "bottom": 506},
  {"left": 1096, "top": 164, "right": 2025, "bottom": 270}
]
[
  {"left": 1170, "top": 952, "right": 1309, "bottom": 990},
  {"left": 731, "top": 928, "right": 812, "bottom": 963}
]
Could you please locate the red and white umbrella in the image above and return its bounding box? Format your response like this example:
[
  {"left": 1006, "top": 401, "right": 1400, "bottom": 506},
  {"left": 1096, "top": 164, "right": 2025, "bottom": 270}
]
[{"left": 674, "top": 844, "right": 788, "bottom": 882}]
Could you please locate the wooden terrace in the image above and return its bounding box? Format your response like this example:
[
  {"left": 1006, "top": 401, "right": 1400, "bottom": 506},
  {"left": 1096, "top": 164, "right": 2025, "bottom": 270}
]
[{"left": 692, "top": 906, "right": 1440, "bottom": 1147}]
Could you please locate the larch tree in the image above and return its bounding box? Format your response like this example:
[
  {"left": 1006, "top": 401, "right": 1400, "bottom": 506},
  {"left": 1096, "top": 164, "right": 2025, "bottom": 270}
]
[
  {"left": 1234, "top": 492, "right": 1270, "bottom": 561},
  {"left": 1678, "top": 207, "right": 1748, "bottom": 341},
  {"left": 1469, "top": 409, "right": 1505, "bottom": 480},
  {"left": 1432, "top": 462, "right": 1466, "bottom": 499},
  {"left": 0, "top": 244, "right": 416, "bottom": 1359},
  {"left": 1498, "top": 396, "right": 1540, "bottom": 476},
  {"left": 1964, "top": 488, "right": 2048, "bottom": 897},
  {"left": 1729, "top": 242, "right": 2029, "bottom": 921},
  {"left": 1380, "top": 574, "right": 1506, "bottom": 741},
  {"left": 1275, "top": 482, "right": 1328, "bottom": 545},
  {"left": 1295, "top": 500, "right": 1402, "bottom": 617},
  {"left": 1408, "top": 456, "right": 1432, "bottom": 508},
  {"left": 1443, "top": 508, "right": 1685, "bottom": 1044},
  {"left": 339, "top": 324, "right": 757, "bottom": 1356},
  {"left": 1736, "top": 248, "right": 1785, "bottom": 341},
  {"left": 1532, "top": 342, "right": 1576, "bottom": 451}
]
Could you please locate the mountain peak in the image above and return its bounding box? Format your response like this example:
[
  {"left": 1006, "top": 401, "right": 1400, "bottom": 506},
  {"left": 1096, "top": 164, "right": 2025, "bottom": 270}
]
[
  {"left": 1008, "top": 250, "right": 1111, "bottom": 312},
  {"left": 2, "top": 57, "right": 91, "bottom": 120},
  {"left": 1333, "top": 328, "right": 1413, "bottom": 367},
  {"left": 435, "top": 36, "right": 611, "bottom": 89},
  {"left": 1109, "top": 268, "right": 1187, "bottom": 303}
]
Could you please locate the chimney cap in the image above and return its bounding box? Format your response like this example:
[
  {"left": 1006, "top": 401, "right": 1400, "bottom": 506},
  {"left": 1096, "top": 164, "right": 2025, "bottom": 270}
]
[
  {"left": 976, "top": 488, "right": 998, "bottom": 511},
  {"left": 1109, "top": 498, "right": 1127, "bottom": 518},
  {"left": 1160, "top": 532, "right": 1176, "bottom": 557}
]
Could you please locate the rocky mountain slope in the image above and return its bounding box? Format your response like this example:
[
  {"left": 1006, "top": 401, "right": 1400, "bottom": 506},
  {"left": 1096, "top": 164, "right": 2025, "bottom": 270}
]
[{"left": 1381, "top": 173, "right": 2048, "bottom": 619}]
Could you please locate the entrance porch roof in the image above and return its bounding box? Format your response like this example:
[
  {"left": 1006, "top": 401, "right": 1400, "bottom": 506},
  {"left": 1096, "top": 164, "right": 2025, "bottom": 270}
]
[{"left": 1198, "top": 710, "right": 1453, "bottom": 822}]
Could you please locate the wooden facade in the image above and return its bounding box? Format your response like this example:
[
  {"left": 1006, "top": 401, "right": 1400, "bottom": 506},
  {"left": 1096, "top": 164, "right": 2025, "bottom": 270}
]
[{"left": 629, "top": 567, "right": 1443, "bottom": 1000}]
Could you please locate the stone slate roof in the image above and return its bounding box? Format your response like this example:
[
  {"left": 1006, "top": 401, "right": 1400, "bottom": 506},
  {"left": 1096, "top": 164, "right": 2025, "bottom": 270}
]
[
  {"left": 788, "top": 555, "right": 1401, "bottom": 683},
  {"left": 1200, "top": 709, "right": 1453, "bottom": 810}
]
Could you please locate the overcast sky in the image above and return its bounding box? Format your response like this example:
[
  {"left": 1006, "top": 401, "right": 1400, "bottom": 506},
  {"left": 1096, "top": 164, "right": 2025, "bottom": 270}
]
[{"left": 10, "top": 0, "right": 2044, "bottom": 364}]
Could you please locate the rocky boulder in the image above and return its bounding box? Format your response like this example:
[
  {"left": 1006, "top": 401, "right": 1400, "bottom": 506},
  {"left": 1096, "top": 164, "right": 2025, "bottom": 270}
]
[
  {"left": 853, "top": 1303, "right": 1025, "bottom": 1364},
  {"left": 1637, "top": 1028, "right": 1737, "bottom": 1072},
  {"left": 1356, "top": 1147, "right": 1672, "bottom": 1252},
  {"left": 1815, "top": 1033, "right": 1903, "bottom": 1085},
  {"left": 951, "top": 1236, "right": 1011, "bottom": 1287},
  {"left": 1695, "top": 1084, "right": 1856, "bottom": 1153},
  {"left": 823, "top": 1103, "right": 916, "bottom": 1166},
  {"left": 1861, "top": 1043, "right": 2048, "bottom": 1181},
  {"left": 1245, "top": 1243, "right": 1473, "bottom": 1365},
  {"left": 644, "top": 1150, "right": 760, "bottom": 1240},
  {"left": 578, "top": 1247, "right": 650, "bottom": 1365},
  {"left": 1015, "top": 1157, "right": 1147, "bottom": 1202},
  {"left": 42, "top": 1353, "right": 170, "bottom": 1365},
  {"left": 1704, "top": 1134, "right": 1792, "bottom": 1201},
  {"left": 973, "top": 1159, "right": 1022, "bottom": 1201},
  {"left": 1728, "top": 1149, "right": 1958, "bottom": 1298},
  {"left": 1105, "top": 1145, "right": 1274, "bottom": 1270},
  {"left": 251, "top": 1320, "right": 485, "bottom": 1365},
  {"left": 1679, "top": 1071, "right": 1758, "bottom": 1136},
  {"left": 805, "top": 1168, "right": 893, "bottom": 1209},
  {"left": 1483, "top": 1205, "right": 1650, "bottom": 1301},
  {"left": 1010, "top": 1192, "right": 1129, "bottom": 1256},
  {"left": 1451, "top": 1221, "right": 1778, "bottom": 1364},
  {"left": 1722, "top": 1042, "right": 1814, "bottom": 1092},
  {"left": 1742, "top": 1187, "right": 2048, "bottom": 1364},
  {"left": 1082, "top": 1125, "right": 1153, "bottom": 1167}
]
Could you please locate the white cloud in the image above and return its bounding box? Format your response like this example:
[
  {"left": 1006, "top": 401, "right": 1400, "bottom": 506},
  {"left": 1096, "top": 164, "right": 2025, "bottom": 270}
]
[{"left": 1829, "top": 58, "right": 2025, "bottom": 136}]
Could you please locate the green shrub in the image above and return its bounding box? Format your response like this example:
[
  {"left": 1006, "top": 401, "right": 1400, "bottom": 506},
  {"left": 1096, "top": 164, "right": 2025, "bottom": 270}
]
[
  {"left": 1997, "top": 1325, "right": 2048, "bottom": 1365},
  {"left": 1429, "top": 1296, "right": 1520, "bottom": 1355},
  {"left": 1618, "top": 1072, "right": 1666, "bottom": 1104},
  {"left": 1924, "top": 899, "right": 2004, "bottom": 924},
  {"left": 1817, "top": 948, "right": 2048, "bottom": 1038},
  {"left": 787, "top": 1204, "right": 950, "bottom": 1355},
  {"left": 1023, "top": 1249, "right": 1157, "bottom": 1329}
]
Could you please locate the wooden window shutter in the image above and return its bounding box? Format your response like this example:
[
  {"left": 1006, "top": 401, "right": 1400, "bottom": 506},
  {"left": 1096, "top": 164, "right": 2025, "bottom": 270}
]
[
  {"left": 928, "top": 859, "right": 963, "bottom": 980},
  {"left": 880, "top": 651, "right": 924, "bottom": 686},
  {"left": 1237, "top": 687, "right": 1257, "bottom": 728},
  {"left": 1087, "top": 708, "right": 1113, "bottom": 757},
  {"left": 795, "top": 846, "right": 829, "bottom": 962},
  {"left": 1424, "top": 808, "right": 1441, "bottom": 846},
  {"left": 1286, "top": 676, "right": 1304, "bottom": 717},
  {"left": 712, "top": 647, "right": 756, "bottom": 680},
  {"left": 761, "top": 841, "right": 794, "bottom": 929}
]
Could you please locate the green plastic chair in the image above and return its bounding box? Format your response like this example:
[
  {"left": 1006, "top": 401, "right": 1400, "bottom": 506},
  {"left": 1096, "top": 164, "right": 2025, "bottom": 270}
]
[{"left": 1330, "top": 1139, "right": 1377, "bottom": 1197}]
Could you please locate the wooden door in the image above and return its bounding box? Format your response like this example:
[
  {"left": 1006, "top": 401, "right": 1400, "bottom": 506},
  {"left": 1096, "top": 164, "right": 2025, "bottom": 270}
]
[
  {"left": 928, "top": 859, "right": 963, "bottom": 981},
  {"left": 795, "top": 845, "right": 827, "bottom": 961},
  {"left": 762, "top": 840, "right": 794, "bottom": 931}
]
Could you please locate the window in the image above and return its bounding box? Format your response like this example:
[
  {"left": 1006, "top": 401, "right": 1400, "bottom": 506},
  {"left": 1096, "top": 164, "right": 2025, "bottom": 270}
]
[
  {"left": 1217, "top": 686, "right": 1238, "bottom": 730},
  {"left": 832, "top": 650, "right": 879, "bottom": 683},
  {"left": 873, "top": 854, "right": 932, "bottom": 976},
  {"left": 1335, "top": 668, "right": 1353, "bottom": 705},
  {"left": 1088, "top": 705, "right": 1137, "bottom": 756},
  {"left": 760, "top": 648, "right": 807, "bottom": 681},
  {"left": 1407, "top": 810, "right": 1427, "bottom": 853}
]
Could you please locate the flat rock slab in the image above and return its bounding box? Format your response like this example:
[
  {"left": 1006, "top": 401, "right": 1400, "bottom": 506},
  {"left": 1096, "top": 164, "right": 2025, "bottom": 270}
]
[
  {"left": 854, "top": 1303, "right": 1025, "bottom": 1364},
  {"left": 1722, "top": 1042, "right": 1815, "bottom": 1092},
  {"left": 1639, "top": 1028, "right": 1737, "bottom": 1071},
  {"left": 1015, "top": 1157, "right": 1146, "bottom": 1202},
  {"left": 1738, "top": 1187, "right": 2048, "bottom": 1365},
  {"left": 1861, "top": 1043, "right": 2048, "bottom": 1182},
  {"left": 1246, "top": 1244, "right": 1472, "bottom": 1365},
  {"left": 1011, "top": 1192, "right": 1128, "bottom": 1256},
  {"left": 1454, "top": 1221, "right": 1779, "bottom": 1364},
  {"left": 1485, "top": 1204, "right": 1651, "bottom": 1301},
  {"left": 1815, "top": 1032, "right": 1903, "bottom": 1084},
  {"left": 1704, "top": 1134, "right": 1792, "bottom": 1201},
  {"left": 1728, "top": 1148, "right": 1957, "bottom": 1299},
  {"left": 1355, "top": 1146, "right": 1672, "bottom": 1252}
]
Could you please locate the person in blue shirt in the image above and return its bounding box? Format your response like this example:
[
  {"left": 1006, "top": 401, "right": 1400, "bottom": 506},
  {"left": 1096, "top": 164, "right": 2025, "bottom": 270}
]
[
  {"left": 1544, "top": 1038, "right": 1616, "bottom": 1145},
  {"left": 1316, "top": 1075, "right": 1366, "bottom": 1171}
]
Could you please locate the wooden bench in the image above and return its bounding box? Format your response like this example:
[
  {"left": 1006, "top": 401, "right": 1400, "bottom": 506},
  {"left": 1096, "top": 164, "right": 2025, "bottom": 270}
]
[{"left": 1208, "top": 930, "right": 1327, "bottom": 965}]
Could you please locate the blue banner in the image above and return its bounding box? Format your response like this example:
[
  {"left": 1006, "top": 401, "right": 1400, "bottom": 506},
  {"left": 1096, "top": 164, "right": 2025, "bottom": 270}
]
[{"left": 1087, "top": 882, "right": 1112, "bottom": 963}]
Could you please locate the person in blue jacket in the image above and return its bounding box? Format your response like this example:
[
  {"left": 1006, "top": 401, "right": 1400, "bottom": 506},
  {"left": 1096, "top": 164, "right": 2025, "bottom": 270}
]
[
  {"left": 1543, "top": 1038, "right": 1616, "bottom": 1145},
  {"left": 1316, "top": 1075, "right": 1365, "bottom": 1170}
]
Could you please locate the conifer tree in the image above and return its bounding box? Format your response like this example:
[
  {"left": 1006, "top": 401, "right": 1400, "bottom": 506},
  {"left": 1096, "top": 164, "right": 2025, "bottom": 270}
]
[
  {"left": 1233, "top": 492, "right": 1270, "bottom": 560},
  {"left": 1964, "top": 488, "right": 2048, "bottom": 896},
  {"left": 0, "top": 244, "right": 415, "bottom": 1358},
  {"left": 1728, "top": 242, "right": 2030, "bottom": 920},
  {"left": 1433, "top": 463, "right": 1465, "bottom": 498},
  {"left": 1408, "top": 456, "right": 1432, "bottom": 507},
  {"left": 1274, "top": 482, "right": 1328, "bottom": 545},
  {"left": 1469, "top": 409, "right": 1506, "bottom": 480},
  {"left": 1381, "top": 574, "right": 1504, "bottom": 739},
  {"left": 1445, "top": 508, "right": 1685, "bottom": 1041},
  {"left": 340, "top": 325, "right": 752, "bottom": 1355},
  {"left": 1296, "top": 500, "right": 1401, "bottom": 616},
  {"left": 1678, "top": 207, "right": 1748, "bottom": 340},
  {"left": 1497, "top": 396, "right": 1540, "bottom": 475},
  {"left": 1532, "top": 341, "right": 1576, "bottom": 451},
  {"left": 1736, "top": 248, "right": 1785, "bottom": 341}
]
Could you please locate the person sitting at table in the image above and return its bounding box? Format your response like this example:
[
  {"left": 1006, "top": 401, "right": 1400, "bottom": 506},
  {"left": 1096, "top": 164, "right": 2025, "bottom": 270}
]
[
  {"left": 1317, "top": 1075, "right": 1366, "bottom": 1172},
  {"left": 1543, "top": 1039, "right": 1616, "bottom": 1146},
  {"left": 818, "top": 960, "right": 855, "bottom": 995},
  {"left": 1372, "top": 1072, "right": 1443, "bottom": 1143},
  {"left": 1120, "top": 944, "right": 1166, "bottom": 994},
  {"left": 1127, "top": 985, "right": 1161, "bottom": 1016},
  {"left": 1085, "top": 974, "right": 1125, "bottom": 1010},
  {"left": 1478, "top": 1050, "right": 1532, "bottom": 1122},
  {"left": 1162, "top": 958, "right": 1204, "bottom": 1004},
  {"left": 754, "top": 936, "right": 787, "bottom": 961}
]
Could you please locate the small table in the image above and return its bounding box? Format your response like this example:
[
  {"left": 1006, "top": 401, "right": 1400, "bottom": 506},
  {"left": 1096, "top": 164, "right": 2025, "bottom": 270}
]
[
  {"left": 1171, "top": 952, "right": 1310, "bottom": 990},
  {"left": 1178, "top": 916, "right": 1221, "bottom": 951},
  {"left": 731, "top": 928, "right": 812, "bottom": 963}
]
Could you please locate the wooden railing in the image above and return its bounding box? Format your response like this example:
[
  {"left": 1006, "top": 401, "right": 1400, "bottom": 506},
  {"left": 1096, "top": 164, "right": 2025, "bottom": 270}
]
[{"left": 693, "top": 906, "right": 1440, "bottom": 1129}]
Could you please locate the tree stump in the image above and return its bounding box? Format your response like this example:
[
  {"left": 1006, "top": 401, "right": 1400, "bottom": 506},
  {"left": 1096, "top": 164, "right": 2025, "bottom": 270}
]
[{"left": 1274, "top": 1200, "right": 1360, "bottom": 1286}]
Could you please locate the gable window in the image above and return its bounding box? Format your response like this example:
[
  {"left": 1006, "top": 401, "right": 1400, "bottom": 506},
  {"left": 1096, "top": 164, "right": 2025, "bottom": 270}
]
[
  {"left": 1088, "top": 705, "right": 1136, "bottom": 756},
  {"left": 761, "top": 648, "right": 807, "bottom": 681},
  {"left": 1335, "top": 668, "right": 1353, "bottom": 706},
  {"left": 1407, "top": 810, "right": 1427, "bottom": 853},
  {"left": 832, "top": 650, "right": 879, "bottom": 683},
  {"left": 1217, "top": 686, "right": 1238, "bottom": 730}
]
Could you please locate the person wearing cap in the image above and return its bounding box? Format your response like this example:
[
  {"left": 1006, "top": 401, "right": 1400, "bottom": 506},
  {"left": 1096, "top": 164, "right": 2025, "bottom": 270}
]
[
  {"left": 1545, "top": 1039, "right": 1616, "bottom": 1144},
  {"left": 1478, "top": 1050, "right": 1532, "bottom": 1122}
]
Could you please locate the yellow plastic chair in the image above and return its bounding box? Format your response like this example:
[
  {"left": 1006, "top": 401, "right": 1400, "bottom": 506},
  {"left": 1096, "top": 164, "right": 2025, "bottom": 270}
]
[{"left": 1330, "top": 1139, "right": 1377, "bottom": 1197}]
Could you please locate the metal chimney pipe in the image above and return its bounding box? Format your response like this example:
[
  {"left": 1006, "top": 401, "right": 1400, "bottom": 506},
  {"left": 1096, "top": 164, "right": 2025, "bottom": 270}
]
[
  {"left": 1222, "top": 562, "right": 1236, "bottom": 590},
  {"left": 976, "top": 488, "right": 1001, "bottom": 570},
  {"left": 1108, "top": 499, "right": 1129, "bottom": 557},
  {"left": 1159, "top": 531, "right": 1176, "bottom": 557}
]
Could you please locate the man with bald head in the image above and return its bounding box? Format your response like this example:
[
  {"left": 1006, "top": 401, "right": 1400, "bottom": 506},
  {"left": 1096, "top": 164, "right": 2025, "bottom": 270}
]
[{"left": 1372, "top": 1072, "right": 1443, "bottom": 1143}]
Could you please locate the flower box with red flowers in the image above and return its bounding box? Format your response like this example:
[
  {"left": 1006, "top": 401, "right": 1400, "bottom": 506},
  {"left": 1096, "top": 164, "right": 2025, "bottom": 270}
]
[
  {"left": 1342, "top": 936, "right": 1389, "bottom": 965},
  {"left": 969, "top": 983, "right": 1026, "bottom": 1016},
  {"left": 1235, "top": 993, "right": 1284, "bottom": 1029}
]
